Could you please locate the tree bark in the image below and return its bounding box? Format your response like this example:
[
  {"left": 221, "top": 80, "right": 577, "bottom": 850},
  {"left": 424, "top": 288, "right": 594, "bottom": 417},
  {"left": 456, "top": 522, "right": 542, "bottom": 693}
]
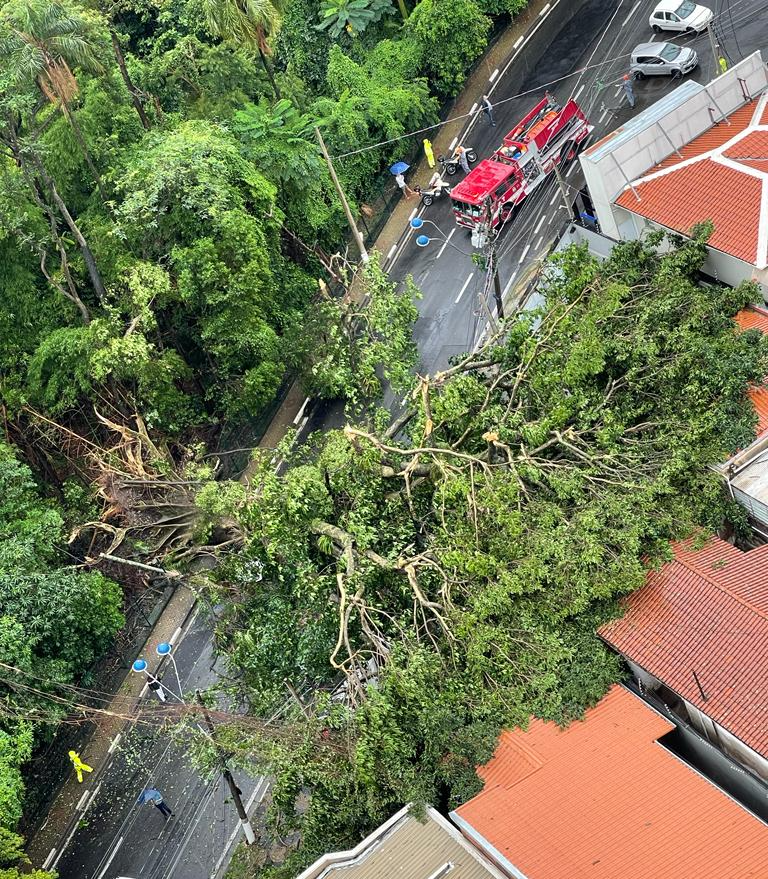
[
  {"left": 60, "top": 100, "right": 109, "bottom": 203},
  {"left": 258, "top": 46, "right": 281, "bottom": 100},
  {"left": 33, "top": 159, "right": 108, "bottom": 303},
  {"left": 110, "top": 30, "right": 151, "bottom": 130}
]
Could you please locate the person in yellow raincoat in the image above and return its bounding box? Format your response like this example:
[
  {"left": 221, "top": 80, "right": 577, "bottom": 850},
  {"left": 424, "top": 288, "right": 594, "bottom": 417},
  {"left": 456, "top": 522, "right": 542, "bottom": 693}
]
[
  {"left": 69, "top": 750, "right": 93, "bottom": 783},
  {"left": 423, "top": 138, "right": 435, "bottom": 169}
]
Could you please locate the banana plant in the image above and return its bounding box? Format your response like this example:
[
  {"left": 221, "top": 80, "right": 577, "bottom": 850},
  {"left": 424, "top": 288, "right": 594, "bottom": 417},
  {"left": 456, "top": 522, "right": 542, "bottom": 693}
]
[{"left": 316, "top": 0, "right": 394, "bottom": 38}]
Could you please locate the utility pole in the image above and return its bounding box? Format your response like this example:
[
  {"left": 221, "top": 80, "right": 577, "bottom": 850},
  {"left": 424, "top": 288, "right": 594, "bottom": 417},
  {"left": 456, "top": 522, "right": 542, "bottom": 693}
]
[
  {"left": 551, "top": 159, "right": 573, "bottom": 217},
  {"left": 315, "top": 127, "right": 369, "bottom": 265},
  {"left": 196, "top": 690, "right": 257, "bottom": 845},
  {"left": 489, "top": 239, "right": 504, "bottom": 320},
  {"left": 707, "top": 25, "right": 720, "bottom": 75}
]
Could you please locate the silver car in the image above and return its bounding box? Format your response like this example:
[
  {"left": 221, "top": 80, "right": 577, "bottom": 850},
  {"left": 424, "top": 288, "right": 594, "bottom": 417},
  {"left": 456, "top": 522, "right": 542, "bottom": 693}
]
[{"left": 630, "top": 42, "right": 698, "bottom": 79}]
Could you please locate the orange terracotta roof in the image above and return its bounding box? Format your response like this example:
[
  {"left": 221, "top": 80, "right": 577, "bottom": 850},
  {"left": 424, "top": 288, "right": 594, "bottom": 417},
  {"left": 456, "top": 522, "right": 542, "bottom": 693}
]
[
  {"left": 453, "top": 686, "right": 768, "bottom": 879},
  {"left": 735, "top": 304, "right": 768, "bottom": 334},
  {"left": 735, "top": 306, "right": 768, "bottom": 434},
  {"left": 615, "top": 98, "right": 768, "bottom": 267},
  {"left": 599, "top": 536, "right": 768, "bottom": 759}
]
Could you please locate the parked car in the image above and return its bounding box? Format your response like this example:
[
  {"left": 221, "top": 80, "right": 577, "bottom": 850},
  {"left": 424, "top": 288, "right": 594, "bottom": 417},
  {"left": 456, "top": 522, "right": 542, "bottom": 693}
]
[
  {"left": 631, "top": 42, "right": 699, "bottom": 79},
  {"left": 649, "top": 0, "right": 713, "bottom": 33}
]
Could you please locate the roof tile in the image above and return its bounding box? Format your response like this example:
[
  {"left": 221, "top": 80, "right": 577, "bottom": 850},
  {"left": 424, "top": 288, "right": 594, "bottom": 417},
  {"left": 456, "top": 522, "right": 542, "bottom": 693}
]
[
  {"left": 615, "top": 100, "right": 766, "bottom": 264},
  {"left": 454, "top": 686, "right": 768, "bottom": 879},
  {"left": 599, "top": 536, "right": 768, "bottom": 757}
]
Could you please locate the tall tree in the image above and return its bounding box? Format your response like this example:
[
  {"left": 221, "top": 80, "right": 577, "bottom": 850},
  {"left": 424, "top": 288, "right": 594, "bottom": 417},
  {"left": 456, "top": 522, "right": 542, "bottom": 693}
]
[
  {"left": 0, "top": 0, "right": 109, "bottom": 201},
  {"left": 201, "top": 0, "right": 284, "bottom": 99}
]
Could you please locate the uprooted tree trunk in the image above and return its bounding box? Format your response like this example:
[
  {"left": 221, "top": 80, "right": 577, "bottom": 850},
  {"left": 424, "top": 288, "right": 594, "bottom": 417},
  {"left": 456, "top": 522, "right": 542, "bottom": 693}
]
[{"left": 22, "top": 407, "right": 243, "bottom": 575}]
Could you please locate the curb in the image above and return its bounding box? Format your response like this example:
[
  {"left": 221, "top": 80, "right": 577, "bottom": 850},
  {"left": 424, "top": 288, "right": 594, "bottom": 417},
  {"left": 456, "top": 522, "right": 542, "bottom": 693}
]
[{"left": 28, "top": 584, "right": 200, "bottom": 869}]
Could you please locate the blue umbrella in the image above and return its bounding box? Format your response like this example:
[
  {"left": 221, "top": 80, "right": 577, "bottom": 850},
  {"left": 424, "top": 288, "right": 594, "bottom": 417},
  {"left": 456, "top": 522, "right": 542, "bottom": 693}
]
[
  {"left": 389, "top": 161, "right": 410, "bottom": 176},
  {"left": 137, "top": 788, "right": 163, "bottom": 805}
]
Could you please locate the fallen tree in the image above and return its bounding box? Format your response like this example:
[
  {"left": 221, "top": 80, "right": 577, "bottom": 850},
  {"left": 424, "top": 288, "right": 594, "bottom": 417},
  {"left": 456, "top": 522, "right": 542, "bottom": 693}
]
[{"left": 200, "top": 228, "right": 768, "bottom": 873}]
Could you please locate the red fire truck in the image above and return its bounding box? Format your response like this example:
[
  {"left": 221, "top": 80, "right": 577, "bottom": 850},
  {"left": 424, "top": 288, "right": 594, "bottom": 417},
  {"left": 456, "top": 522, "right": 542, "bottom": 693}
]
[{"left": 450, "top": 94, "right": 592, "bottom": 233}]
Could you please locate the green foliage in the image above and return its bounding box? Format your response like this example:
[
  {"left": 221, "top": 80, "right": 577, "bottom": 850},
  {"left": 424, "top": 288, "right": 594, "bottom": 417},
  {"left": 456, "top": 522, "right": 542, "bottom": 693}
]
[
  {"left": 0, "top": 826, "right": 54, "bottom": 878},
  {"left": 208, "top": 233, "right": 766, "bottom": 869},
  {"left": 288, "top": 254, "right": 419, "bottom": 404},
  {"left": 406, "top": 0, "right": 491, "bottom": 96},
  {"left": 316, "top": 0, "right": 395, "bottom": 39}
]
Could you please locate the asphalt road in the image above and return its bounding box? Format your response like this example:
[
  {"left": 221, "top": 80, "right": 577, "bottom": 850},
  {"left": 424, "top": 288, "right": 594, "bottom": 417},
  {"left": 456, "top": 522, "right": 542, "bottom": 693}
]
[
  {"left": 52, "top": 607, "right": 267, "bottom": 879},
  {"left": 387, "top": 0, "right": 768, "bottom": 376},
  {"left": 43, "top": 0, "right": 768, "bottom": 875}
]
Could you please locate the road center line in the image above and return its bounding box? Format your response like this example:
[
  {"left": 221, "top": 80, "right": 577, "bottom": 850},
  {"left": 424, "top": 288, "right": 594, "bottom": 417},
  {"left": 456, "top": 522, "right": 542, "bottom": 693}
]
[
  {"left": 598, "top": 108, "right": 608, "bottom": 124},
  {"left": 575, "top": 84, "right": 585, "bottom": 100},
  {"left": 535, "top": 235, "right": 544, "bottom": 251},
  {"left": 519, "top": 244, "right": 531, "bottom": 264},
  {"left": 437, "top": 228, "right": 456, "bottom": 258},
  {"left": 539, "top": 2, "right": 551, "bottom": 15},
  {"left": 533, "top": 214, "right": 546, "bottom": 235},
  {"left": 621, "top": 0, "right": 641, "bottom": 27},
  {"left": 95, "top": 837, "right": 123, "bottom": 879},
  {"left": 566, "top": 161, "right": 577, "bottom": 178},
  {"left": 549, "top": 191, "right": 559, "bottom": 206},
  {"left": 455, "top": 273, "right": 474, "bottom": 304}
]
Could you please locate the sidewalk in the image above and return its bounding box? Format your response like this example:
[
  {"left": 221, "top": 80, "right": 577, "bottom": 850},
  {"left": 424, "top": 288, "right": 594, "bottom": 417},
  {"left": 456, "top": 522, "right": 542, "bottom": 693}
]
[{"left": 27, "top": 583, "right": 197, "bottom": 868}]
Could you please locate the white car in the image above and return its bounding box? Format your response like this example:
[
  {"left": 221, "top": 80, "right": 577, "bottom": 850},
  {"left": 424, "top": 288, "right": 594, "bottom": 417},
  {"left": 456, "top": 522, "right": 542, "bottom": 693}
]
[{"left": 649, "top": 0, "right": 713, "bottom": 33}]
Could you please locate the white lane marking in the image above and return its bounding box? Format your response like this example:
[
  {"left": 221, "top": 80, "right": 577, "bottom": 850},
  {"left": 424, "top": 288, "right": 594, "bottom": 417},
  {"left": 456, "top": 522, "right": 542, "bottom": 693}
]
[
  {"left": 614, "top": 85, "right": 623, "bottom": 96},
  {"left": 297, "top": 415, "right": 309, "bottom": 436},
  {"left": 455, "top": 273, "right": 474, "bottom": 304},
  {"left": 292, "top": 396, "right": 310, "bottom": 425},
  {"left": 550, "top": 211, "right": 559, "bottom": 224},
  {"left": 535, "top": 235, "right": 544, "bottom": 251},
  {"left": 449, "top": 136, "right": 458, "bottom": 151},
  {"left": 575, "top": 84, "right": 585, "bottom": 100},
  {"left": 621, "top": 0, "right": 641, "bottom": 27},
  {"left": 489, "top": 68, "right": 499, "bottom": 82},
  {"left": 408, "top": 208, "right": 418, "bottom": 222},
  {"left": 599, "top": 109, "right": 608, "bottom": 123},
  {"left": 437, "top": 228, "right": 456, "bottom": 258},
  {"left": 87, "top": 782, "right": 102, "bottom": 810},
  {"left": 502, "top": 269, "right": 519, "bottom": 298},
  {"left": 519, "top": 244, "right": 531, "bottom": 264},
  {"left": 533, "top": 214, "right": 546, "bottom": 234},
  {"left": 43, "top": 850, "right": 56, "bottom": 871},
  {"left": 169, "top": 626, "right": 182, "bottom": 645},
  {"left": 566, "top": 161, "right": 577, "bottom": 177},
  {"left": 513, "top": 35, "right": 524, "bottom": 50},
  {"left": 549, "top": 191, "right": 559, "bottom": 206},
  {"left": 76, "top": 791, "right": 89, "bottom": 811},
  {"left": 107, "top": 730, "right": 121, "bottom": 754},
  {"left": 539, "top": 2, "right": 551, "bottom": 15},
  {"left": 649, "top": 33, "right": 657, "bottom": 41},
  {"left": 470, "top": 102, "right": 478, "bottom": 115},
  {"left": 386, "top": 243, "right": 397, "bottom": 261},
  {"left": 140, "top": 682, "right": 148, "bottom": 698},
  {"left": 96, "top": 837, "right": 123, "bottom": 879},
  {"left": 210, "top": 778, "right": 270, "bottom": 879}
]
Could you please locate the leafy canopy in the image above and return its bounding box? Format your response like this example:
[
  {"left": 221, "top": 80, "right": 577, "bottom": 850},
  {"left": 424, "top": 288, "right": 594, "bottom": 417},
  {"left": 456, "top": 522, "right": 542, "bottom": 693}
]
[{"left": 205, "top": 231, "right": 768, "bottom": 874}]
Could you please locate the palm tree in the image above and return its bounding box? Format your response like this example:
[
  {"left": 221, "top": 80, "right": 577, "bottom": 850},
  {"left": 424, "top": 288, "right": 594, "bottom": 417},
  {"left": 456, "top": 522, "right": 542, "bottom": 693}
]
[
  {"left": 0, "top": 0, "right": 108, "bottom": 201},
  {"left": 202, "top": 0, "right": 283, "bottom": 100}
]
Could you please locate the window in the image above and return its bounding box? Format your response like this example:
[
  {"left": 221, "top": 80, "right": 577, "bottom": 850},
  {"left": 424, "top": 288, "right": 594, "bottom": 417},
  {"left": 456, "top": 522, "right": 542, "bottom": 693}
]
[
  {"left": 660, "top": 43, "right": 682, "bottom": 61},
  {"left": 675, "top": 0, "right": 696, "bottom": 17}
]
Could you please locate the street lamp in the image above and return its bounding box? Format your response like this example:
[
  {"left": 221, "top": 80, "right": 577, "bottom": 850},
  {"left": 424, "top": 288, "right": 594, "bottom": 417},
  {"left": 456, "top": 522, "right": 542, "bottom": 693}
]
[
  {"left": 131, "top": 658, "right": 183, "bottom": 703},
  {"left": 409, "top": 217, "right": 470, "bottom": 255},
  {"left": 156, "top": 642, "right": 184, "bottom": 698}
]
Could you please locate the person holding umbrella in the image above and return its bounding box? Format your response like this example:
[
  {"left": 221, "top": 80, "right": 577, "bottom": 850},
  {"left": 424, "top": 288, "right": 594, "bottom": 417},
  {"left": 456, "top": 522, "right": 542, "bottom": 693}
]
[
  {"left": 137, "top": 787, "right": 174, "bottom": 820},
  {"left": 391, "top": 161, "right": 415, "bottom": 200}
]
